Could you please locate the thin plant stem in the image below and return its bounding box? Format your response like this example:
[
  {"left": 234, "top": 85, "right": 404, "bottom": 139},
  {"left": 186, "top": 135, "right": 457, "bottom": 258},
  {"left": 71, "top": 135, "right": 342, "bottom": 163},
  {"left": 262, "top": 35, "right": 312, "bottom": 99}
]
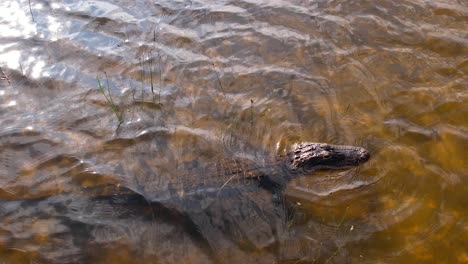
[
  {"left": 158, "top": 53, "right": 163, "bottom": 104},
  {"left": 149, "top": 54, "right": 155, "bottom": 102},
  {"left": 140, "top": 57, "right": 144, "bottom": 101},
  {"left": 0, "top": 67, "right": 11, "bottom": 84},
  {"left": 250, "top": 99, "right": 254, "bottom": 126},
  {"left": 211, "top": 62, "right": 224, "bottom": 93},
  {"left": 28, "top": 0, "right": 35, "bottom": 22},
  {"left": 104, "top": 72, "right": 116, "bottom": 106},
  {"left": 97, "top": 75, "right": 123, "bottom": 124},
  {"left": 19, "top": 63, "right": 24, "bottom": 76}
]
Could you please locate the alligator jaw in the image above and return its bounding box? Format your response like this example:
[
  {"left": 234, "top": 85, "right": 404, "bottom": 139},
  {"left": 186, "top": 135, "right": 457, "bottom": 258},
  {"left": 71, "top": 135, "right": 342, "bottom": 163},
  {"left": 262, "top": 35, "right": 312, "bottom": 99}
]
[{"left": 286, "top": 142, "right": 370, "bottom": 173}]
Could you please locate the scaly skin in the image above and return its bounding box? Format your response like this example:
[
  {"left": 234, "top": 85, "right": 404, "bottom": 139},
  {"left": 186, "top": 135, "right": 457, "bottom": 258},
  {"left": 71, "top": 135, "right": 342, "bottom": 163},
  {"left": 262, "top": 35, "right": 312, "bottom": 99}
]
[
  {"left": 91, "top": 142, "right": 370, "bottom": 202},
  {"left": 285, "top": 142, "right": 370, "bottom": 172},
  {"left": 28, "top": 142, "right": 370, "bottom": 202}
]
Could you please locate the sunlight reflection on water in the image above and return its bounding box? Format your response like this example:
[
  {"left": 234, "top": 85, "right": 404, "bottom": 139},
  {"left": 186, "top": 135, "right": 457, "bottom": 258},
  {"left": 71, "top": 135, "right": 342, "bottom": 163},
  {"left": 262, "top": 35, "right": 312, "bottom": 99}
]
[{"left": 0, "top": 0, "right": 466, "bottom": 263}]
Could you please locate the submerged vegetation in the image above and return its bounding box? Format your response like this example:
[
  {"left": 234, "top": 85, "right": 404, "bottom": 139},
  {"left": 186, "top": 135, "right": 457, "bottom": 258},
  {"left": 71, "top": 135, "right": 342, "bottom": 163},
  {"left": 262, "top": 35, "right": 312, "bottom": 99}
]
[
  {"left": 133, "top": 29, "right": 164, "bottom": 106},
  {"left": 97, "top": 73, "right": 123, "bottom": 125},
  {"left": 135, "top": 51, "right": 165, "bottom": 106},
  {"left": 98, "top": 47, "right": 166, "bottom": 125}
]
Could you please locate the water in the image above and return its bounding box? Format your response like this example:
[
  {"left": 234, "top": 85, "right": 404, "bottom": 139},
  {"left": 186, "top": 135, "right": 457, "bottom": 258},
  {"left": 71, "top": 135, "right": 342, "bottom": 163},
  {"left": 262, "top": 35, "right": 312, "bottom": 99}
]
[{"left": 0, "top": 0, "right": 467, "bottom": 263}]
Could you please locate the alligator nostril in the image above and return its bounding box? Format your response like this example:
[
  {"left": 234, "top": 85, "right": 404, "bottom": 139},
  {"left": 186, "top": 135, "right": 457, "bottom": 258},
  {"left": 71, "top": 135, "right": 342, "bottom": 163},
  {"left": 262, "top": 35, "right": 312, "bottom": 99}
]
[{"left": 360, "top": 149, "right": 370, "bottom": 162}]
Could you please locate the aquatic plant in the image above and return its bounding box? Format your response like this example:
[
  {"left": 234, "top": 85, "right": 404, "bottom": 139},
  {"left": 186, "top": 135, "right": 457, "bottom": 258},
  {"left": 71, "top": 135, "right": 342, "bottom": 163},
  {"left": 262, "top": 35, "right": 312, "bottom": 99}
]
[
  {"left": 28, "top": 0, "right": 35, "bottom": 22},
  {"left": 211, "top": 62, "right": 225, "bottom": 93},
  {"left": 157, "top": 52, "right": 163, "bottom": 105},
  {"left": 133, "top": 49, "right": 163, "bottom": 106},
  {"left": 97, "top": 73, "right": 123, "bottom": 125}
]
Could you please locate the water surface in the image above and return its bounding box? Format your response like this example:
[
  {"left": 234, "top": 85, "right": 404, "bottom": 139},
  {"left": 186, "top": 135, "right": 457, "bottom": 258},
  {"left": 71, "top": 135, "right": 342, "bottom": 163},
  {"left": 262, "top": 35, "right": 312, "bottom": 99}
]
[{"left": 0, "top": 0, "right": 467, "bottom": 263}]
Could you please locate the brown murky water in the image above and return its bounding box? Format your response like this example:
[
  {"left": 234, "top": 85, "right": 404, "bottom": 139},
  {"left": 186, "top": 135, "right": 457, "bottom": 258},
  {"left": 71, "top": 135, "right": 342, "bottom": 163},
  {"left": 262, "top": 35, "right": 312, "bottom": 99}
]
[{"left": 0, "top": 0, "right": 467, "bottom": 263}]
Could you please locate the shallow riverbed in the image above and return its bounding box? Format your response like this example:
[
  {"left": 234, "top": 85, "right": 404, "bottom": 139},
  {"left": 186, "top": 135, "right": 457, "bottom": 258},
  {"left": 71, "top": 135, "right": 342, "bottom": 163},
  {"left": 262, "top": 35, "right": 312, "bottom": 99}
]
[{"left": 0, "top": 0, "right": 467, "bottom": 263}]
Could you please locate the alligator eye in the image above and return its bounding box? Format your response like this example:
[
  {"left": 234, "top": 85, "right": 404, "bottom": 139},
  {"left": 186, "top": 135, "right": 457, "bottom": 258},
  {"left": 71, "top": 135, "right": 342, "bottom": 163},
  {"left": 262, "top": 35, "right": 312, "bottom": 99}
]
[{"left": 323, "top": 153, "right": 332, "bottom": 159}]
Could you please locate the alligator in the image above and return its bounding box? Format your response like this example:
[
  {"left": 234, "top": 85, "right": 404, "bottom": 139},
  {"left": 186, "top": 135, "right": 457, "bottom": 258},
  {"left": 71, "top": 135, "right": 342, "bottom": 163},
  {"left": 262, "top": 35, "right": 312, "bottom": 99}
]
[
  {"left": 114, "top": 142, "right": 371, "bottom": 204},
  {"left": 0, "top": 142, "right": 370, "bottom": 263}
]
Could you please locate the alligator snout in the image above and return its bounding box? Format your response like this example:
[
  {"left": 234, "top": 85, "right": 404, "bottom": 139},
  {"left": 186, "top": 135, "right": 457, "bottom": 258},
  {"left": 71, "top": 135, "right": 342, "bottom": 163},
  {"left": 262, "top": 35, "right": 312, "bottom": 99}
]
[
  {"left": 287, "top": 142, "right": 371, "bottom": 172},
  {"left": 358, "top": 148, "right": 370, "bottom": 163}
]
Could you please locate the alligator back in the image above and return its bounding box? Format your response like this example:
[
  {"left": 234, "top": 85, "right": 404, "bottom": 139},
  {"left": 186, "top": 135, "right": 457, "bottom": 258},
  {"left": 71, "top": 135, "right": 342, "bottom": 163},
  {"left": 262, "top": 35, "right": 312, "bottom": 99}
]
[{"left": 116, "top": 157, "right": 287, "bottom": 205}]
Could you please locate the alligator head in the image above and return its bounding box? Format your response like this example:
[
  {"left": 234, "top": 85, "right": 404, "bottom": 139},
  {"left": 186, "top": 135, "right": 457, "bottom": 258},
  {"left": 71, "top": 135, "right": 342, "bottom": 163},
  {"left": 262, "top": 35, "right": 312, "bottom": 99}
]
[{"left": 286, "top": 142, "right": 370, "bottom": 173}]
